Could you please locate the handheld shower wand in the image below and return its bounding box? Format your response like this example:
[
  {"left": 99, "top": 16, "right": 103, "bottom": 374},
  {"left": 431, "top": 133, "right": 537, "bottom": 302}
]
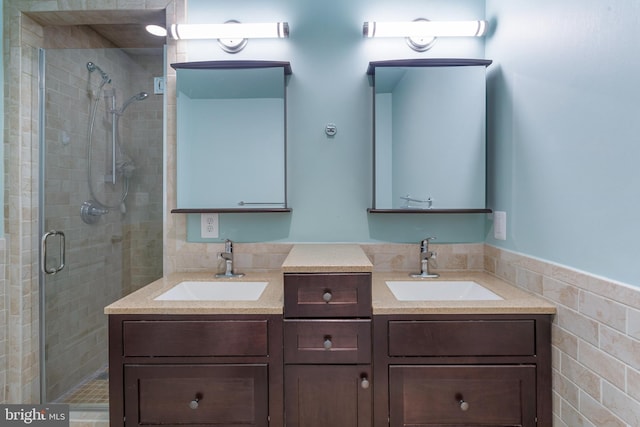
[{"left": 117, "top": 92, "right": 149, "bottom": 114}]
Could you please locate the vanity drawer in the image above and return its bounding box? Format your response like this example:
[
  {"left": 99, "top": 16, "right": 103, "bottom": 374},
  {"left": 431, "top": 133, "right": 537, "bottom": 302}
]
[
  {"left": 124, "top": 364, "right": 268, "bottom": 427},
  {"left": 389, "top": 365, "right": 536, "bottom": 427},
  {"left": 388, "top": 320, "right": 535, "bottom": 357},
  {"left": 122, "top": 320, "right": 268, "bottom": 357},
  {"left": 284, "top": 273, "right": 371, "bottom": 318},
  {"left": 284, "top": 320, "right": 371, "bottom": 364}
]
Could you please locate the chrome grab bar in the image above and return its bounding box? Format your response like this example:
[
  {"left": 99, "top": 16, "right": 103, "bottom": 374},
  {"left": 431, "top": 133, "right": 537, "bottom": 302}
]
[
  {"left": 400, "top": 194, "right": 433, "bottom": 209},
  {"left": 41, "top": 230, "right": 65, "bottom": 275}
]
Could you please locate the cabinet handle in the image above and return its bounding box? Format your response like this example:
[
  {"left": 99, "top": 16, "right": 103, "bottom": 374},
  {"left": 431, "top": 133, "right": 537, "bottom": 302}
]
[
  {"left": 189, "top": 395, "right": 202, "bottom": 409},
  {"left": 323, "top": 336, "right": 333, "bottom": 350},
  {"left": 322, "top": 291, "right": 332, "bottom": 303},
  {"left": 459, "top": 399, "right": 469, "bottom": 411},
  {"left": 360, "top": 375, "right": 370, "bottom": 389}
]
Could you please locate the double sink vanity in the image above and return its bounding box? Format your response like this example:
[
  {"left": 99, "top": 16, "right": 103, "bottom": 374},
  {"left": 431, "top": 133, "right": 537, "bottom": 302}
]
[{"left": 106, "top": 244, "right": 556, "bottom": 427}]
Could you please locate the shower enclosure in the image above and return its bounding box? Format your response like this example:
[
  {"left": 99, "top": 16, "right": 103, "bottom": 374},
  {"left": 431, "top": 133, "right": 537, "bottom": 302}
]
[{"left": 39, "top": 47, "right": 164, "bottom": 408}]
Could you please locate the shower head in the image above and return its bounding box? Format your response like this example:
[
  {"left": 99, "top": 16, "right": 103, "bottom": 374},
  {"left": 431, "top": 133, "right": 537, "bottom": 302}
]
[
  {"left": 118, "top": 92, "right": 149, "bottom": 114},
  {"left": 87, "top": 61, "right": 111, "bottom": 84}
]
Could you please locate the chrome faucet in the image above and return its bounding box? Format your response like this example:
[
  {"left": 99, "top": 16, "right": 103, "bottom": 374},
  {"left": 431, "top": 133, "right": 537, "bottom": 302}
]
[
  {"left": 410, "top": 237, "right": 439, "bottom": 278},
  {"left": 216, "top": 239, "right": 245, "bottom": 278}
]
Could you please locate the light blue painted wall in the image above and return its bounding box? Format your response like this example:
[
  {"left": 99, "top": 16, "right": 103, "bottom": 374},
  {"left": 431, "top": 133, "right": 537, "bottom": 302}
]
[
  {"left": 184, "top": 0, "right": 488, "bottom": 243},
  {"left": 485, "top": 0, "right": 640, "bottom": 286}
]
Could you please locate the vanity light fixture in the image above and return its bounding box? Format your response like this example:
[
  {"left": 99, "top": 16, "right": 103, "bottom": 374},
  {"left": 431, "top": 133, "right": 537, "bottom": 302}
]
[
  {"left": 146, "top": 21, "right": 289, "bottom": 53},
  {"left": 170, "top": 21, "right": 289, "bottom": 53},
  {"left": 363, "top": 19, "right": 487, "bottom": 51}
]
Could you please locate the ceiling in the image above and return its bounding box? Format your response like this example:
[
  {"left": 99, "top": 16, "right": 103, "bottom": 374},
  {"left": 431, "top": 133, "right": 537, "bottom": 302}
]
[{"left": 24, "top": 9, "right": 167, "bottom": 49}]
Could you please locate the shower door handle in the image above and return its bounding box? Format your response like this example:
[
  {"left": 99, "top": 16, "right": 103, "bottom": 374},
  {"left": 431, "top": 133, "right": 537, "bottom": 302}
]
[{"left": 41, "top": 230, "right": 65, "bottom": 275}]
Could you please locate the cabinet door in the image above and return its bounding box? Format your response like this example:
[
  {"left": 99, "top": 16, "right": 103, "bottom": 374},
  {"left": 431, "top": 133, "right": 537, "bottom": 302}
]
[
  {"left": 389, "top": 365, "right": 536, "bottom": 427},
  {"left": 285, "top": 365, "right": 371, "bottom": 427},
  {"left": 124, "top": 364, "right": 268, "bottom": 427}
]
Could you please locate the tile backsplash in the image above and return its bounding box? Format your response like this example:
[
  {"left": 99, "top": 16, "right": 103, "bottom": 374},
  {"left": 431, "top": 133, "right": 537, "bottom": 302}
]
[
  {"left": 170, "top": 242, "right": 484, "bottom": 275},
  {"left": 485, "top": 245, "right": 640, "bottom": 427}
]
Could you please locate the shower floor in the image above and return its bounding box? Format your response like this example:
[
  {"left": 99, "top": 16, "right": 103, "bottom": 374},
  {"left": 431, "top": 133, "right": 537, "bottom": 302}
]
[{"left": 56, "top": 367, "right": 109, "bottom": 406}]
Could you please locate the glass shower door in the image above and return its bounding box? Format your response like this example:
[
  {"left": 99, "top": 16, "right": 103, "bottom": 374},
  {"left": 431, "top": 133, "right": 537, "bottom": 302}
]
[{"left": 39, "top": 47, "right": 164, "bottom": 408}]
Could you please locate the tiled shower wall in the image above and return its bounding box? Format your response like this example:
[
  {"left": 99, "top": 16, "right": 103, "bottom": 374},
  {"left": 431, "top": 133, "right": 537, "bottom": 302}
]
[{"left": 119, "top": 52, "right": 164, "bottom": 296}]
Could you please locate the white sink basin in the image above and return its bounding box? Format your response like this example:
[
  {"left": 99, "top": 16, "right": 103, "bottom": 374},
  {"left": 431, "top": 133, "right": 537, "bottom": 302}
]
[
  {"left": 154, "top": 281, "right": 268, "bottom": 301},
  {"left": 386, "top": 280, "right": 503, "bottom": 301}
]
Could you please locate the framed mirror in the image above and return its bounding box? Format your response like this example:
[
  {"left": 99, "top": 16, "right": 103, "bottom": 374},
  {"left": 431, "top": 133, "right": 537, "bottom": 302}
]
[
  {"left": 172, "top": 61, "right": 292, "bottom": 212},
  {"left": 368, "top": 59, "right": 492, "bottom": 213}
]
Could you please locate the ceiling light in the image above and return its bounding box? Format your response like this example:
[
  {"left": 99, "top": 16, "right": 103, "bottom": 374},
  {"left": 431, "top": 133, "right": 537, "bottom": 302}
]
[{"left": 145, "top": 24, "right": 167, "bottom": 37}]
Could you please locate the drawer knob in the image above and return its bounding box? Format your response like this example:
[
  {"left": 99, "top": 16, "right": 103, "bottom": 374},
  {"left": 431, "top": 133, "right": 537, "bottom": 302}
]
[
  {"left": 459, "top": 399, "right": 469, "bottom": 411},
  {"left": 189, "top": 398, "right": 199, "bottom": 410},
  {"left": 360, "top": 376, "right": 370, "bottom": 389},
  {"left": 322, "top": 291, "right": 332, "bottom": 303},
  {"left": 323, "top": 337, "right": 333, "bottom": 350}
]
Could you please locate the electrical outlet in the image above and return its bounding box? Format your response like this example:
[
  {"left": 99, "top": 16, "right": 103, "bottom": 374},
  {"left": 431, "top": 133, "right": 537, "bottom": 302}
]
[{"left": 201, "top": 213, "right": 219, "bottom": 238}]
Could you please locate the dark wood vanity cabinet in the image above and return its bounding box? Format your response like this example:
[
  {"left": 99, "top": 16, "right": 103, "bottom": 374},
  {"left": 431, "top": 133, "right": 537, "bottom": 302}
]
[
  {"left": 283, "top": 273, "right": 372, "bottom": 427},
  {"left": 109, "top": 314, "right": 283, "bottom": 427},
  {"left": 373, "top": 314, "right": 552, "bottom": 427},
  {"left": 109, "top": 276, "right": 552, "bottom": 427}
]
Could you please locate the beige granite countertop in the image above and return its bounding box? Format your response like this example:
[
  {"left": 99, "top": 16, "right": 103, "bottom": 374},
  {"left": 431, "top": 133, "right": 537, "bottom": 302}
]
[
  {"left": 104, "top": 271, "right": 283, "bottom": 315},
  {"left": 281, "top": 244, "right": 373, "bottom": 273},
  {"left": 372, "top": 271, "right": 557, "bottom": 315},
  {"left": 105, "top": 244, "right": 555, "bottom": 316}
]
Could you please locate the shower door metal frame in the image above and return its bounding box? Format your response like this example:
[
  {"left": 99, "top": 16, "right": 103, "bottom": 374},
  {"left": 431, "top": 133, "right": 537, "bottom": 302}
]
[
  {"left": 37, "top": 48, "right": 72, "bottom": 405},
  {"left": 38, "top": 47, "right": 48, "bottom": 404}
]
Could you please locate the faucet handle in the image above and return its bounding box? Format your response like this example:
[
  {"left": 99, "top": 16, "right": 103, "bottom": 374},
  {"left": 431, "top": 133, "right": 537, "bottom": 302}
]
[{"left": 224, "top": 239, "right": 233, "bottom": 253}]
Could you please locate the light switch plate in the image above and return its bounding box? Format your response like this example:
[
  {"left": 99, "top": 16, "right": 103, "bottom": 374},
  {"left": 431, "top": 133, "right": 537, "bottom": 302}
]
[{"left": 153, "top": 76, "right": 165, "bottom": 94}]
